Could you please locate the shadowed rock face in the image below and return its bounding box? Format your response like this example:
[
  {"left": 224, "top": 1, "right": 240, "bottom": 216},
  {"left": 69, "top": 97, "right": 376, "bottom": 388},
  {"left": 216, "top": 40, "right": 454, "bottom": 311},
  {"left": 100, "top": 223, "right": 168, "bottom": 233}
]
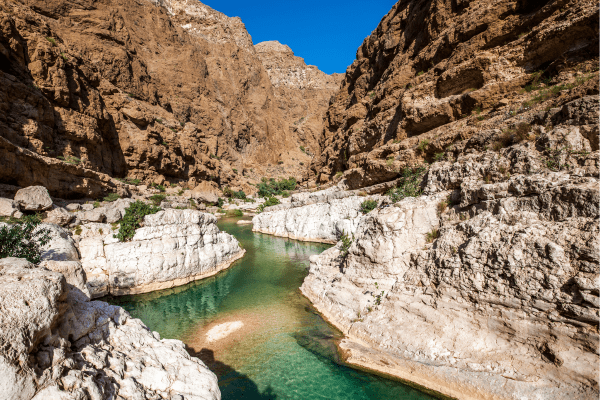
[
  {"left": 0, "top": 0, "right": 340, "bottom": 197},
  {"left": 308, "top": 0, "right": 599, "bottom": 187},
  {"left": 255, "top": 40, "right": 344, "bottom": 175}
]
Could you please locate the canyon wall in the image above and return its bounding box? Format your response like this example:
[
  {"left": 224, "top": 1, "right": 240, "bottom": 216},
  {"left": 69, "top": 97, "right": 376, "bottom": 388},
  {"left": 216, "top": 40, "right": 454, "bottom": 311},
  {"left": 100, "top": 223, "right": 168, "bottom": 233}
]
[
  {"left": 293, "top": 0, "right": 600, "bottom": 398},
  {"left": 0, "top": 0, "right": 339, "bottom": 198},
  {"left": 308, "top": 0, "right": 599, "bottom": 188}
]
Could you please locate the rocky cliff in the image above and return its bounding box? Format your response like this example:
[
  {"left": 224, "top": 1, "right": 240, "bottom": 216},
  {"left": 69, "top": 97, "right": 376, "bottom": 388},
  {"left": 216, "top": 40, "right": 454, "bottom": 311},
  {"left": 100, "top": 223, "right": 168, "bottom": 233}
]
[
  {"left": 307, "top": 0, "right": 599, "bottom": 187},
  {"left": 0, "top": 0, "right": 339, "bottom": 198},
  {"left": 300, "top": 158, "right": 599, "bottom": 399},
  {"left": 255, "top": 41, "right": 343, "bottom": 165}
]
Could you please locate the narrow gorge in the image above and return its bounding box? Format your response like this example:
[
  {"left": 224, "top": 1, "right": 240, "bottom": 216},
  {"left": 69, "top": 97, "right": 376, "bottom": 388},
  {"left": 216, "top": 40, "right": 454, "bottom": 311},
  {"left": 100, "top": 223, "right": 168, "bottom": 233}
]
[{"left": 0, "top": 0, "right": 598, "bottom": 399}]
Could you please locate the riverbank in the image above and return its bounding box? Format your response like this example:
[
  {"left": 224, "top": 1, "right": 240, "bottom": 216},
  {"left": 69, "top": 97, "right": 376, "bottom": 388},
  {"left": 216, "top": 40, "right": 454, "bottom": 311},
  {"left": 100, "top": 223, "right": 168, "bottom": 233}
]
[{"left": 110, "top": 218, "right": 440, "bottom": 399}]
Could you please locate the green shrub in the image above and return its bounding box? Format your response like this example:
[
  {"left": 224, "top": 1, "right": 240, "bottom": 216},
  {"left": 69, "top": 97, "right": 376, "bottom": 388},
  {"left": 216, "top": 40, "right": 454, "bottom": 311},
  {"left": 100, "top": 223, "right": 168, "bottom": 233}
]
[
  {"left": 386, "top": 166, "right": 427, "bottom": 203},
  {"left": 103, "top": 193, "right": 121, "bottom": 202},
  {"left": 217, "top": 197, "right": 225, "bottom": 208},
  {"left": 339, "top": 231, "right": 354, "bottom": 259},
  {"left": 281, "top": 190, "right": 290, "bottom": 198},
  {"left": 425, "top": 228, "right": 440, "bottom": 243},
  {"left": 417, "top": 140, "right": 430, "bottom": 153},
  {"left": 116, "top": 178, "right": 141, "bottom": 186},
  {"left": 46, "top": 37, "right": 57, "bottom": 46},
  {"left": 0, "top": 216, "right": 51, "bottom": 264},
  {"left": 93, "top": 201, "right": 101, "bottom": 208},
  {"left": 223, "top": 187, "right": 247, "bottom": 200},
  {"left": 300, "top": 146, "right": 306, "bottom": 153},
  {"left": 257, "top": 177, "right": 297, "bottom": 197},
  {"left": 226, "top": 209, "right": 243, "bottom": 217},
  {"left": 149, "top": 194, "right": 166, "bottom": 206},
  {"left": 114, "top": 201, "right": 160, "bottom": 242},
  {"left": 360, "top": 199, "right": 378, "bottom": 214},
  {"left": 149, "top": 183, "right": 166, "bottom": 192},
  {"left": 257, "top": 196, "right": 280, "bottom": 213},
  {"left": 434, "top": 152, "right": 445, "bottom": 161}
]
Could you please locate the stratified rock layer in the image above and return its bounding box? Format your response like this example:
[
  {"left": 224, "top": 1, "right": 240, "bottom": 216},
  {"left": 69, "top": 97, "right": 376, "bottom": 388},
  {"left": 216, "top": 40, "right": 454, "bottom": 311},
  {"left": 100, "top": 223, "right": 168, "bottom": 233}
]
[
  {"left": 79, "top": 209, "right": 245, "bottom": 297},
  {"left": 300, "top": 162, "right": 599, "bottom": 399},
  {"left": 308, "top": 0, "right": 599, "bottom": 187}
]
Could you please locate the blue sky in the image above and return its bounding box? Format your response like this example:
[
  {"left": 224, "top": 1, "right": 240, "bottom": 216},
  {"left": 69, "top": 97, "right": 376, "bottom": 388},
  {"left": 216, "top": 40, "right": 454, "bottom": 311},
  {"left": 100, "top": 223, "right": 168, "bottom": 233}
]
[{"left": 201, "top": 0, "right": 398, "bottom": 74}]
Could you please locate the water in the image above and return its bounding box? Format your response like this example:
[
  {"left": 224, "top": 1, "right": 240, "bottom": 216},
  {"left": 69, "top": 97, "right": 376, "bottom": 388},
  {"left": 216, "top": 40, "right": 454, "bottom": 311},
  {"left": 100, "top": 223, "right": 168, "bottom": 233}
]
[{"left": 108, "top": 217, "right": 439, "bottom": 400}]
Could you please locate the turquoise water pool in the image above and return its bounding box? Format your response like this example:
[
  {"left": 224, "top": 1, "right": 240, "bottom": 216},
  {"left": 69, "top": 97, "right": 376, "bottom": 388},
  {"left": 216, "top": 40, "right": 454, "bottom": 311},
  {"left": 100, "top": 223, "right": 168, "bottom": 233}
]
[{"left": 108, "top": 217, "right": 439, "bottom": 400}]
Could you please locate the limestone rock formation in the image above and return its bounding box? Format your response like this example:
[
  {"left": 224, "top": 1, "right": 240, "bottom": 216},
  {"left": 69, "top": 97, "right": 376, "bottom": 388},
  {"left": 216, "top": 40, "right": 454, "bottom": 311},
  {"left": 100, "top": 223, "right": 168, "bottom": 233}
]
[
  {"left": 307, "top": 0, "right": 599, "bottom": 188},
  {"left": 0, "top": 257, "right": 220, "bottom": 400},
  {"left": 0, "top": 198, "right": 22, "bottom": 218},
  {"left": 0, "top": 0, "right": 341, "bottom": 198},
  {"left": 78, "top": 209, "right": 245, "bottom": 297},
  {"left": 14, "top": 186, "right": 53, "bottom": 211},
  {"left": 300, "top": 157, "right": 599, "bottom": 398},
  {"left": 252, "top": 188, "right": 383, "bottom": 243}
]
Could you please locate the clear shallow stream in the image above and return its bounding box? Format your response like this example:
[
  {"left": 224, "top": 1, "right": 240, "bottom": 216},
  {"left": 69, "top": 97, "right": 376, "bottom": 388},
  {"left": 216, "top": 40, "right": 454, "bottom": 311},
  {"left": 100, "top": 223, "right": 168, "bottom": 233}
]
[{"left": 108, "top": 217, "right": 439, "bottom": 400}]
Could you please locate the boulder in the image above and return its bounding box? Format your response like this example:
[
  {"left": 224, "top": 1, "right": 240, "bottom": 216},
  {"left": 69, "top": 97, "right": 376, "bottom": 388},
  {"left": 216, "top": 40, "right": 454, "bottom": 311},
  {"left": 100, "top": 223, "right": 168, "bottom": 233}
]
[
  {"left": 44, "top": 207, "right": 74, "bottom": 226},
  {"left": 14, "top": 186, "right": 53, "bottom": 211},
  {"left": 0, "top": 258, "right": 65, "bottom": 400},
  {"left": 81, "top": 204, "right": 94, "bottom": 211},
  {"left": 40, "top": 224, "right": 80, "bottom": 262},
  {"left": 65, "top": 203, "right": 81, "bottom": 212},
  {"left": 79, "top": 209, "right": 106, "bottom": 223},
  {"left": 191, "top": 181, "right": 222, "bottom": 205},
  {"left": 0, "top": 198, "right": 23, "bottom": 218},
  {"left": 0, "top": 257, "right": 220, "bottom": 400}
]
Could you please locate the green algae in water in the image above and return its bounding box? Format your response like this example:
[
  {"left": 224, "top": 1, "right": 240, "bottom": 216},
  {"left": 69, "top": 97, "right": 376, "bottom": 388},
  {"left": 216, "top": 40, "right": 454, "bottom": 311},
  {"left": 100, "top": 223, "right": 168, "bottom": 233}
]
[{"left": 108, "top": 218, "right": 438, "bottom": 400}]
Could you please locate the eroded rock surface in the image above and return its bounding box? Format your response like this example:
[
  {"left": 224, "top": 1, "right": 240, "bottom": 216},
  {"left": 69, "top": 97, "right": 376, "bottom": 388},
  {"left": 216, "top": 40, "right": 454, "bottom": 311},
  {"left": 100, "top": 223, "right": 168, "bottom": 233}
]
[
  {"left": 307, "top": 0, "right": 599, "bottom": 188},
  {"left": 252, "top": 189, "right": 383, "bottom": 243},
  {"left": 79, "top": 209, "right": 245, "bottom": 297},
  {"left": 300, "top": 163, "right": 599, "bottom": 399},
  {"left": 0, "top": 257, "right": 220, "bottom": 400}
]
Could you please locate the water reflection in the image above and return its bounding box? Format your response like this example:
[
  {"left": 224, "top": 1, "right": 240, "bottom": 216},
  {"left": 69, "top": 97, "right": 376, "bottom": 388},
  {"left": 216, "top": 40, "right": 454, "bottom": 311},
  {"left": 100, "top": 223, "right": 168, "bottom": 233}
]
[{"left": 108, "top": 218, "right": 439, "bottom": 400}]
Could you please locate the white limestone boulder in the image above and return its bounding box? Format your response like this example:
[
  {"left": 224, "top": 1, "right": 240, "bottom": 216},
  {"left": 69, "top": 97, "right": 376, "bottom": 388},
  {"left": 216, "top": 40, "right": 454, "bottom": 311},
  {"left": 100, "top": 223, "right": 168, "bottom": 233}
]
[
  {"left": 0, "top": 198, "right": 23, "bottom": 218},
  {"left": 14, "top": 186, "right": 53, "bottom": 211},
  {"left": 0, "top": 257, "right": 220, "bottom": 400}
]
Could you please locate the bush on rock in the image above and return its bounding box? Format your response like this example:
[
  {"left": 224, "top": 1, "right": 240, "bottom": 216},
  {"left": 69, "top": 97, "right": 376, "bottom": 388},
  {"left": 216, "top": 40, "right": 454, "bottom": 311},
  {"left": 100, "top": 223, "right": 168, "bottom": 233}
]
[
  {"left": 114, "top": 201, "right": 160, "bottom": 242},
  {"left": 257, "top": 196, "right": 280, "bottom": 213},
  {"left": 360, "top": 199, "right": 378, "bottom": 214},
  {"left": 386, "top": 166, "right": 427, "bottom": 203},
  {"left": 0, "top": 214, "right": 51, "bottom": 264}
]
